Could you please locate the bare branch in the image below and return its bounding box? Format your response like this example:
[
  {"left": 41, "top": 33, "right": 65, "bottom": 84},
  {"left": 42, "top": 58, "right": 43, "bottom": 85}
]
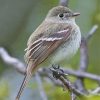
[
  {"left": 39, "top": 68, "right": 100, "bottom": 82},
  {"left": 79, "top": 38, "right": 88, "bottom": 71},
  {"left": 89, "top": 87, "right": 100, "bottom": 95},
  {"left": 49, "top": 67, "right": 87, "bottom": 97},
  {"left": 74, "top": 25, "right": 98, "bottom": 93},
  {"left": 38, "top": 68, "right": 63, "bottom": 87},
  {"left": 59, "top": 76, "right": 86, "bottom": 96},
  {"left": 74, "top": 38, "right": 88, "bottom": 93},
  {"left": 0, "top": 47, "right": 26, "bottom": 74},
  {"left": 71, "top": 92, "right": 77, "bottom": 100},
  {"left": 64, "top": 68, "right": 100, "bottom": 81},
  {"left": 59, "top": 0, "right": 69, "bottom": 7},
  {"left": 86, "top": 25, "right": 98, "bottom": 40},
  {"left": 35, "top": 72, "right": 48, "bottom": 100}
]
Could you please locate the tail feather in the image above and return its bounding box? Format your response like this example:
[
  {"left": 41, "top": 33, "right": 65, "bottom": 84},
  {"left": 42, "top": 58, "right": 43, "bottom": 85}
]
[
  {"left": 16, "top": 73, "right": 32, "bottom": 100},
  {"left": 16, "top": 61, "right": 37, "bottom": 100}
]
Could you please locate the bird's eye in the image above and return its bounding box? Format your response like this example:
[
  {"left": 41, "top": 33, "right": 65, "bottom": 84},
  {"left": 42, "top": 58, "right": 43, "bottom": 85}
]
[{"left": 59, "top": 13, "right": 64, "bottom": 18}]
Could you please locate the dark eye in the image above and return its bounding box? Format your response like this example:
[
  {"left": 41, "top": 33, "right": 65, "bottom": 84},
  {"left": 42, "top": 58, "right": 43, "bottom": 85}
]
[{"left": 59, "top": 13, "right": 64, "bottom": 18}]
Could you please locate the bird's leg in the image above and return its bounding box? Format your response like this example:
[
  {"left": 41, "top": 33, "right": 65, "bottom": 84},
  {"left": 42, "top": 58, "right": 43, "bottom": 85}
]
[{"left": 50, "top": 64, "right": 68, "bottom": 79}]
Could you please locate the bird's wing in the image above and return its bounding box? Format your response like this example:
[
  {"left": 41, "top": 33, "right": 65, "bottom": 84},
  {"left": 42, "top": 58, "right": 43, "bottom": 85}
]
[{"left": 25, "top": 26, "right": 72, "bottom": 70}]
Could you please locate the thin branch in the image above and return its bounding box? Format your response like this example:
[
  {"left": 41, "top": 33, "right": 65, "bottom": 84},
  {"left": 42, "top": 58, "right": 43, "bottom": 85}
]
[
  {"left": 74, "top": 37, "right": 88, "bottom": 93},
  {"left": 38, "top": 68, "right": 63, "bottom": 87},
  {"left": 79, "top": 38, "right": 88, "bottom": 71},
  {"left": 74, "top": 25, "right": 98, "bottom": 93},
  {"left": 0, "top": 47, "right": 26, "bottom": 74},
  {"left": 49, "top": 67, "right": 87, "bottom": 97},
  {"left": 35, "top": 72, "right": 48, "bottom": 100},
  {"left": 59, "top": 76, "right": 86, "bottom": 96},
  {"left": 71, "top": 92, "right": 77, "bottom": 100},
  {"left": 86, "top": 25, "right": 98, "bottom": 40},
  {"left": 89, "top": 87, "right": 100, "bottom": 95},
  {"left": 39, "top": 68, "right": 100, "bottom": 83},
  {"left": 64, "top": 68, "right": 100, "bottom": 81},
  {"left": 59, "top": 0, "right": 69, "bottom": 7}
]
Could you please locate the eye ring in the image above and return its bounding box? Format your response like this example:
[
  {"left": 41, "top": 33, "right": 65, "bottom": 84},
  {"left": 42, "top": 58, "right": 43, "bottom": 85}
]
[{"left": 59, "top": 13, "right": 64, "bottom": 18}]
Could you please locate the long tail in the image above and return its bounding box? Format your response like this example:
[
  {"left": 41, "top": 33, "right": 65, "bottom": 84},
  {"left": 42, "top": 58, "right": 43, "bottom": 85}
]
[
  {"left": 15, "top": 61, "right": 35, "bottom": 100},
  {"left": 16, "top": 73, "right": 32, "bottom": 100}
]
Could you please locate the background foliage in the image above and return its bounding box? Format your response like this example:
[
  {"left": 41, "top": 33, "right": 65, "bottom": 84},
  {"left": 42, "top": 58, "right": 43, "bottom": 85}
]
[{"left": 0, "top": 0, "right": 100, "bottom": 100}]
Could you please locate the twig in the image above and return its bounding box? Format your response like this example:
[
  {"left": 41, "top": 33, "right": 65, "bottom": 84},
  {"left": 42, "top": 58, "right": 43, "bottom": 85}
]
[
  {"left": 0, "top": 47, "right": 26, "bottom": 74},
  {"left": 63, "top": 68, "right": 100, "bottom": 81},
  {"left": 86, "top": 25, "right": 98, "bottom": 40},
  {"left": 38, "top": 68, "right": 63, "bottom": 87},
  {"left": 35, "top": 72, "right": 48, "bottom": 100},
  {"left": 59, "top": 0, "right": 69, "bottom": 7},
  {"left": 71, "top": 92, "right": 77, "bottom": 100},
  {"left": 39, "top": 68, "right": 100, "bottom": 85},
  {"left": 49, "top": 67, "right": 87, "bottom": 97},
  {"left": 38, "top": 68, "right": 99, "bottom": 100},
  {"left": 74, "top": 25, "right": 98, "bottom": 93},
  {"left": 74, "top": 37, "right": 88, "bottom": 93},
  {"left": 59, "top": 76, "right": 86, "bottom": 96},
  {"left": 40, "top": 68, "right": 100, "bottom": 82},
  {"left": 89, "top": 87, "right": 100, "bottom": 95},
  {"left": 79, "top": 38, "right": 88, "bottom": 71}
]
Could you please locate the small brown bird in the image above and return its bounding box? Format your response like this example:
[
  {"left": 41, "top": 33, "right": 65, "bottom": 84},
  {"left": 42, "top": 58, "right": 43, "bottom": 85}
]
[{"left": 16, "top": 6, "right": 81, "bottom": 100}]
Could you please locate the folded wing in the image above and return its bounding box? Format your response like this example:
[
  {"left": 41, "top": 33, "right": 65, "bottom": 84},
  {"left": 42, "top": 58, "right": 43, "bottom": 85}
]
[{"left": 25, "top": 26, "right": 72, "bottom": 70}]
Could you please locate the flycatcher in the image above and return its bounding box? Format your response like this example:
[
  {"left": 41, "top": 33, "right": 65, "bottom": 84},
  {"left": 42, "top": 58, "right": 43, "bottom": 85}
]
[{"left": 16, "top": 6, "right": 81, "bottom": 100}]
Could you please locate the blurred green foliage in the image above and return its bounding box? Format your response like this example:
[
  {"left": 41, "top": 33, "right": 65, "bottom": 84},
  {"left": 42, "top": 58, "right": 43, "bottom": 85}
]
[
  {"left": 0, "top": 79, "right": 9, "bottom": 100},
  {"left": 0, "top": 0, "right": 100, "bottom": 100}
]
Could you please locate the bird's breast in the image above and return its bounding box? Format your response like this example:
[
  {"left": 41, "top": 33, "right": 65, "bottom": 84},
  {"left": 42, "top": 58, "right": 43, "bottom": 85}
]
[{"left": 50, "top": 25, "right": 81, "bottom": 64}]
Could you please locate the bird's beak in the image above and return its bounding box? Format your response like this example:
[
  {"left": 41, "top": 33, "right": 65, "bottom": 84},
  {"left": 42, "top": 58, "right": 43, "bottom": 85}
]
[{"left": 72, "top": 12, "right": 80, "bottom": 17}]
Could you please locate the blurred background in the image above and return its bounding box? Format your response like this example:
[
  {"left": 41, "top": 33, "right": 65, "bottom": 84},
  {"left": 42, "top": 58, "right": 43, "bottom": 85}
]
[{"left": 0, "top": 0, "right": 100, "bottom": 100}]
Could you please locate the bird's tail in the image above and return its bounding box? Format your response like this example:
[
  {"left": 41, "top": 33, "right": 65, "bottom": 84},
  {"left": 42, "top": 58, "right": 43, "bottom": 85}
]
[
  {"left": 16, "top": 73, "right": 32, "bottom": 100},
  {"left": 16, "top": 61, "right": 35, "bottom": 100}
]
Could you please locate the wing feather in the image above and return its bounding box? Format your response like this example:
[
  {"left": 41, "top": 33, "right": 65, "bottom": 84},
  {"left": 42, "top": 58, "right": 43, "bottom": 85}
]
[{"left": 25, "top": 26, "right": 72, "bottom": 67}]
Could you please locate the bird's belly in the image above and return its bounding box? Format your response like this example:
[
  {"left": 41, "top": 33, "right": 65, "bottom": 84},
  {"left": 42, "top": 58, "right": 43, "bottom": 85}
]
[{"left": 50, "top": 30, "right": 81, "bottom": 64}]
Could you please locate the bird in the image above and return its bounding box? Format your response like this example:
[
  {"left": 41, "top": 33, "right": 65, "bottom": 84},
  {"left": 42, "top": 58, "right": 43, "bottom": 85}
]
[{"left": 16, "top": 6, "right": 81, "bottom": 100}]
